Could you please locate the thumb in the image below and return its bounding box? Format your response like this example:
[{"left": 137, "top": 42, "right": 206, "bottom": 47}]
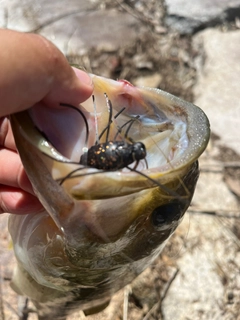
[{"left": 0, "top": 29, "right": 93, "bottom": 117}]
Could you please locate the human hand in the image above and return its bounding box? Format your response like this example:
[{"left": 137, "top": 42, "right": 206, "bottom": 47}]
[{"left": 0, "top": 29, "right": 93, "bottom": 214}]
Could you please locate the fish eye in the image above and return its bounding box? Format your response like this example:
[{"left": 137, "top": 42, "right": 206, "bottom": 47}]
[{"left": 151, "top": 200, "right": 187, "bottom": 228}]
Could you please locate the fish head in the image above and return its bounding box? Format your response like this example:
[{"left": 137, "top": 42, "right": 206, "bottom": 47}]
[{"left": 9, "top": 74, "right": 210, "bottom": 305}]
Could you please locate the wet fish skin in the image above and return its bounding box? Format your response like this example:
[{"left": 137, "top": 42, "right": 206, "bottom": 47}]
[
  {"left": 9, "top": 164, "right": 198, "bottom": 319},
  {"left": 9, "top": 74, "right": 209, "bottom": 319}
]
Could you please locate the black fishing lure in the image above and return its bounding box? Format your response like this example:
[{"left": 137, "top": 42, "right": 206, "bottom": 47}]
[
  {"left": 79, "top": 94, "right": 147, "bottom": 171},
  {"left": 80, "top": 140, "right": 146, "bottom": 170}
]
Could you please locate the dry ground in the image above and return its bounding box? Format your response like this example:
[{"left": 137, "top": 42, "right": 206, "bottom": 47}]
[{"left": 1, "top": 1, "right": 240, "bottom": 319}]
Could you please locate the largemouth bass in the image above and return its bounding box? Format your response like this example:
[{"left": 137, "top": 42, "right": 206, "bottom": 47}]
[{"left": 9, "top": 74, "right": 210, "bottom": 319}]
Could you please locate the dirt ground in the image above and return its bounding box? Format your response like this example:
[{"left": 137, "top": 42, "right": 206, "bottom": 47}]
[{"left": 1, "top": 1, "right": 240, "bottom": 319}]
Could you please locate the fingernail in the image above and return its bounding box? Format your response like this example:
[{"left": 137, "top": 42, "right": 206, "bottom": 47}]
[{"left": 72, "top": 68, "right": 93, "bottom": 87}]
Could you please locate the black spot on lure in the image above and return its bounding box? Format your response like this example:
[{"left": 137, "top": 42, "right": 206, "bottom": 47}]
[{"left": 9, "top": 75, "right": 210, "bottom": 319}]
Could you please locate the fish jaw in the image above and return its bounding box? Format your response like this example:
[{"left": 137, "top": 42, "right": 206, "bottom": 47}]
[{"left": 9, "top": 74, "right": 209, "bottom": 317}]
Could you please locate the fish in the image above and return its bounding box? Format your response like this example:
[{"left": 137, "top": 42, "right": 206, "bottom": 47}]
[{"left": 8, "top": 74, "right": 210, "bottom": 319}]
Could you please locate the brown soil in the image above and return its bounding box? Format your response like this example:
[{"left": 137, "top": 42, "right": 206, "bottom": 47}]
[{"left": 1, "top": 1, "right": 240, "bottom": 320}]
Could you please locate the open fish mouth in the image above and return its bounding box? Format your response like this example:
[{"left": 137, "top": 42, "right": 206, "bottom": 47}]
[
  {"left": 12, "top": 74, "right": 209, "bottom": 199},
  {"left": 9, "top": 74, "right": 210, "bottom": 318}
]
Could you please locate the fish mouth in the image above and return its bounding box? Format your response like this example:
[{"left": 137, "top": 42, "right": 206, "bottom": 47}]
[{"left": 12, "top": 74, "right": 210, "bottom": 200}]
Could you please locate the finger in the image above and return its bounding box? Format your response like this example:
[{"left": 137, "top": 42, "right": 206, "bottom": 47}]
[
  {"left": 0, "top": 117, "right": 16, "bottom": 151},
  {"left": 0, "top": 147, "right": 34, "bottom": 195},
  {"left": 0, "top": 29, "right": 93, "bottom": 117},
  {"left": 0, "top": 186, "right": 43, "bottom": 215},
  {"left": 44, "top": 66, "right": 93, "bottom": 107}
]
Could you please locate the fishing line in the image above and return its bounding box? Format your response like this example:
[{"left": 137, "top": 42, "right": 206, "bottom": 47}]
[
  {"left": 92, "top": 95, "right": 99, "bottom": 145},
  {"left": 97, "top": 94, "right": 125, "bottom": 142},
  {"left": 59, "top": 103, "right": 89, "bottom": 147},
  {"left": 104, "top": 93, "right": 113, "bottom": 143}
]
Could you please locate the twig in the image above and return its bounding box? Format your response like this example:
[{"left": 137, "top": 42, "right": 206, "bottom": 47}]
[
  {"left": 188, "top": 208, "right": 240, "bottom": 219},
  {"left": 143, "top": 269, "right": 179, "bottom": 320},
  {"left": 159, "top": 269, "right": 179, "bottom": 320},
  {"left": 201, "top": 162, "right": 240, "bottom": 173},
  {"left": 30, "top": 5, "right": 99, "bottom": 33},
  {"left": 18, "top": 298, "right": 29, "bottom": 320},
  {"left": 123, "top": 285, "right": 132, "bottom": 320},
  {"left": 114, "top": 0, "right": 153, "bottom": 27},
  {"left": 3, "top": 300, "right": 20, "bottom": 317}
]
